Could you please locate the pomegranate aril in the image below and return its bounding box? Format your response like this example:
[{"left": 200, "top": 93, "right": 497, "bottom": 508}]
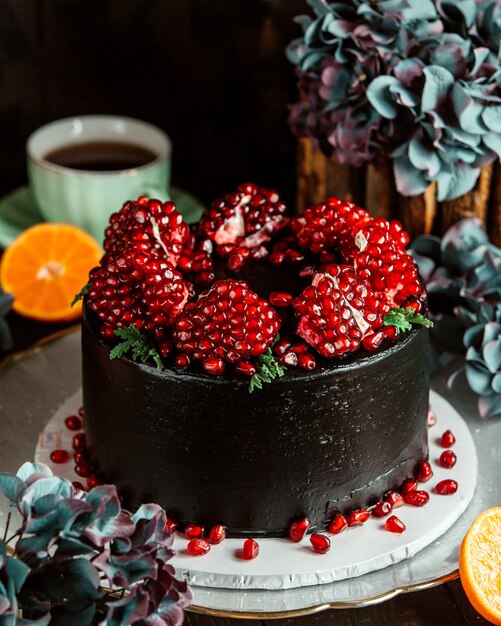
[
  {"left": 65, "top": 415, "right": 83, "bottom": 431},
  {"left": 362, "top": 330, "right": 385, "bottom": 352},
  {"left": 86, "top": 475, "right": 102, "bottom": 489},
  {"left": 165, "top": 517, "right": 177, "bottom": 533},
  {"left": 50, "top": 449, "right": 70, "bottom": 464},
  {"left": 78, "top": 406, "right": 85, "bottom": 418},
  {"left": 273, "top": 339, "right": 292, "bottom": 356},
  {"left": 72, "top": 481, "right": 86, "bottom": 491},
  {"left": 404, "top": 489, "right": 429, "bottom": 507},
  {"left": 347, "top": 510, "right": 370, "bottom": 526},
  {"left": 209, "top": 524, "right": 227, "bottom": 545},
  {"left": 427, "top": 406, "right": 436, "bottom": 427},
  {"left": 310, "top": 533, "right": 330, "bottom": 554},
  {"left": 72, "top": 433, "right": 86, "bottom": 451},
  {"left": 269, "top": 292, "right": 293, "bottom": 307},
  {"left": 235, "top": 361, "right": 256, "bottom": 376},
  {"left": 401, "top": 479, "right": 418, "bottom": 495},
  {"left": 385, "top": 491, "right": 404, "bottom": 508},
  {"left": 187, "top": 538, "right": 211, "bottom": 556},
  {"left": 75, "top": 462, "right": 92, "bottom": 478},
  {"left": 328, "top": 514, "right": 348, "bottom": 534},
  {"left": 185, "top": 523, "right": 204, "bottom": 539},
  {"left": 385, "top": 515, "right": 406, "bottom": 534},
  {"left": 73, "top": 451, "right": 88, "bottom": 464},
  {"left": 435, "top": 479, "right": 458, "bottom": 495},
  {"left": 279, "top": 351, "right": 298, "bottom": 367},
  {"left": 202, "top": 357, "right": 225, "bottom": 375},
  {"left": 440, "top": 430, "right": 456, "bottom": 447},
  {"left": 289, "top": 517, "right": 311, "bottom": 542},
  {"left": 242, "top": 538, "right": 259, "bottom": 560},
  {"left": 372, "top": 501, "right": 392, "bottom": 518},
  {"left": 298, "top": 353, "right": 316, "bottom": 370},
  {"left": 439, "top": 450, "right": 457, "bottom": 468},
  {"left": 175, "top": 353, "right": 190, "bottom": 370},
  {"left": 418, "top": 461, "right": 433, "bottom": 482}
]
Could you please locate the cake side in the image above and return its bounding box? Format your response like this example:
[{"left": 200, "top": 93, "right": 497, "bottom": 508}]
[{"left": 82, "top": 307, "right": 429, "bottom": 537}]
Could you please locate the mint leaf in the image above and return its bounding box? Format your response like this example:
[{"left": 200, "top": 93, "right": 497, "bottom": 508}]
[
  {"left": 110, "top": 325, "right": 164, "bottom": 372},
  {"left": 249, "top": 336, "right": 286, "bottom": 393},
  {"left": 71, "top": 283, "right": 90, "bottom": 307},
  {"left": 383, "top": 307, "right": 433, "bottom": 335}
]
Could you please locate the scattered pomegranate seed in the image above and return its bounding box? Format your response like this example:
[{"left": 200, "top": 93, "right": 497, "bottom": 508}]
[
  {"left": 440, "top": 430, "right": 456, "bottom": 447},
  {"left": 289, "top": 517, "right": 311, "bottom": 542},
  {"left": 241, "top": 538, "right": 259, "bottom": 560},
  {"left": 362, "top": 330, "right": 385, "bottom": 352},
  {"left": 50, "top": 449, "right": 70, "bottom": 464},
  {"left": 291, "top": 343, "right": 309, "bottom": 355},
  {"left": 72, "top": 481, "right": 86, "bottom": 491},
  {"left": 209, "top": 524, "right": 227, "bottom": 544},
  {"left": 185, "top": 523, "right": 204, "bottom": 539},
  {"left": 372, "top": 501, "right": 392, "bottom": 518},
  {"left": 310, "top": 533, "right": 331, "bottom": 554},
  {"left": 75, "top": 462, "right": 92, "bottom": 478},
  {"left": 72, "top": 433, "right": 86, "bottom": 451},
  {"left": 278, "top": 351, "right": 298, "bottom": 367},
  {"left": 382, "top": 325, "right": 398, "bottom": 340},
  {"left": 175, "top": 354, "right": 190, "bottom": 370},
  {"left": 435, "top": 479, "right": 458, "bottom": 495},
  {"left": 187, "top": 538, "right": 211, "bottom": 556},
  {"left": 427, "top": 406, "right": 436, "bottom": 427},
  {"left": 273, "top": 339, "right": 292, "bottom": 355},
  {"left": 385, "top": 491, "right": 404, "bottom": 508},
  {"left": 270, "top": 292, "right": 293, "bottom": 307},
  {"left": 347, "top": 510, "right": 370, "bottom": 526},
  {"left": 404, "top": 489, "right": 429, "bottom": 507},
  {"left": 385, "top": 515, "right": 406, "bottom": 534},
  {"left": 328, "top": 514, "right": 348, "bottom": 534},
  {"left": 401, "top": 479, "right": 418, "bottom": 495},
  {"left": 86, "top": 475, "right": 102, "bottom": 489},
  {"left": 298, "top": 353, "right": 316, "bottom": 370},
  {"left": 235, "top": 361, "right": 256, "bottom": 376},
  {"left": 418, "top": 461, "right": 433, "bottom": 482},
  {"left": 165, "top": 517, "right": 177, "bottom": 533},
  {"left": 439, "top": 450, "right": 457, "bottom": 468},
  {"left": 78, "top": 406, "right": 85, "bottom": 418},
  {"left": 202, "top": 357, "right": 225, "bottom": 375},
  {"left": 73, "top": 451, "right": 88, "bottom": 464},
  {"left": 65, "top": 415, "right": 83, "bottom": 431},
  {"left": 299, "top": 265, "right": 315, "bottom": 279}
]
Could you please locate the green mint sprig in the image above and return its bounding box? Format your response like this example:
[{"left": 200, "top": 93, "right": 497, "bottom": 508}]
[
  {"left": 383, "top": 306, "right": 433, "bottom": 335},
  {"left": 249, "top": 335, "right": 286, "bottom": 393},
  {"left": 71, "top": 283, "right": 90, "bottom": 307},
  {"left": 110, "top": 325, "right": 164, "bottom": 371}
]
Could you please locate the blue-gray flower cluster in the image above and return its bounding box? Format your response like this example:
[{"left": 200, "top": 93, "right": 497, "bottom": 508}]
[
  {"left": 410, "top": 218, "right": 500, "bottom": 417},
  {"left": 0, "top": 463, "right": 191, "bottom": 625},
  {"left": 288, "top": 0, "right": 501, "bottom": 200}
]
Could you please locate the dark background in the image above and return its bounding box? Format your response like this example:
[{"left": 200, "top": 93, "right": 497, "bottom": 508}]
[{"left": 0, "top": 0, "right": 305, "bottom": 206}]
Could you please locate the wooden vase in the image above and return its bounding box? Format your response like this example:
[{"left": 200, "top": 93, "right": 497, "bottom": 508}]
[{"left": 296, "top": 137, "right": 501, "bottom": 246}]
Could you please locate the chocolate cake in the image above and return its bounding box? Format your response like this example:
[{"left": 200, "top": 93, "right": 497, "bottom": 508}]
[{"left": 80, "top": 186, "right": 431, "bottom": 538}]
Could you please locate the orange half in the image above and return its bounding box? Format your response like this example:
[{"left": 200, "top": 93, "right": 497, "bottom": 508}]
[
  {"left": 459, "top": 507, "right": 501, "bottom": 625},
  {"left": 0, "top": 223, "right": 102, "bottom": 322}
]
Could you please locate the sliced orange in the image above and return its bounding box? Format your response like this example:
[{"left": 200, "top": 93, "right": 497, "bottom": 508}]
[
  {"left": 0, "top": 223, "right": 102, "bottom": 322},
  {"left": 459, "top": 507, "right": 501, "bottom": 625}
]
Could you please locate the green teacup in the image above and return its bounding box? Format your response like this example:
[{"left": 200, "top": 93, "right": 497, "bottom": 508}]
[{"left": 27, "top": 115, "right": 171, "bottom": 243}]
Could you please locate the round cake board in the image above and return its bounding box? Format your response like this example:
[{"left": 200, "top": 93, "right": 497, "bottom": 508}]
[{"left": 35, "top": 389, "right": 477, "bottom": 591}]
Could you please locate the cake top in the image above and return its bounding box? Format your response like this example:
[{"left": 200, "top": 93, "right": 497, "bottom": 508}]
[{"left": 79, "top": 183, "right": 431, "bottom": 389}]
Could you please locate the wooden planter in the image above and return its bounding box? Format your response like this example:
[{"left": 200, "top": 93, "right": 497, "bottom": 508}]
[{"left": 296, "top": 137, "right": 501, "bottom": 245}]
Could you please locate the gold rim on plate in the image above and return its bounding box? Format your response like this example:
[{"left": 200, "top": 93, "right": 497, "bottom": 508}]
[{"left": 0, "top": 327, "right": 460, "bottom": 619}]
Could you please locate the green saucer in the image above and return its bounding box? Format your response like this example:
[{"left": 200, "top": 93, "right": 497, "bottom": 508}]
[{"left": 0, "top": 185, "right": 205, "bottom": 248}]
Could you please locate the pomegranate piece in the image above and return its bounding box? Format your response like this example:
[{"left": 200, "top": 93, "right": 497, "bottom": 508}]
[
  {"left": 328, "top": 514, "right": 348, "bottom": 534},
  {"left": 435, "top": 479, "right": 458, "bottom": 495},
  {"left": 72, "top": 433, "right": 86, "bottom": 451},
  {"left": 347, "top": 510, "right": 370, "bottom": 526},
  {"left": 269, "top": 292, "right": 293, "bottom": 307},
  {"left": 241, "top": 538, "right": 259, "bottom": 560},
  {"left": 64, "top": 415, "right": 83, "bottom": 431},
  {"left": 417, "top": 461, "right": 433, "bottom": 483},
  {"left": 310, "top": 533, "right": 331, "bottom": 554},
  {"left": 165, "top": 517, "right": 177, "bottom": 534},
  {"left": 184, "top": 523, "right": 204, "bottom": 539},
  {"left": 173, "top": 279, "right": 281, "bottom": 370},
  {"left": 401, "top": 479, "right": 418, "bottom": 496},
  {"left": 209, "top": 524, "right": 227, "bottom": 545},
  {"left": 385, "top": 515, "right": 406, "bottom": 534},
  {"left": 404, "top": 489, "right": 429, "bottom": 507},
  {"left": 440, "top": 430, "right": 456, "bottom": 447},
  {"left": 439, "top": 450, "right": 457, "bottom": 468},
  {"left": 188, "top": 538, "right": 211, "bottom": 556},
  {"left": 289, "top": 517, "right": 311, "bottom": 542},
  {"left": 50, "top": 449, "right": 70, "bottom": 464},
  {"left": 372, "top": 501, "right": 392, "bottom": 518},
  {"left": 385, "top": 491, "right": 404, "bottom": 508}
]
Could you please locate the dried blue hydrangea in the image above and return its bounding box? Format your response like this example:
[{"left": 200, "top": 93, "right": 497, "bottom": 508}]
[{"left": 288, "top": 0, "right": 501, "bottom": 200}]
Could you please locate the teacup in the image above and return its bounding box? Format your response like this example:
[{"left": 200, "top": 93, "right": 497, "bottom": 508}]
[{"left": 27, "top": 115, "right": 171, "bottom": 242}]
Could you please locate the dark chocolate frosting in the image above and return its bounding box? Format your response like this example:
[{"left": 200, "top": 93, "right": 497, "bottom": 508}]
[{"left": 82, "top": 307, "right": 429, "bottom": 537}]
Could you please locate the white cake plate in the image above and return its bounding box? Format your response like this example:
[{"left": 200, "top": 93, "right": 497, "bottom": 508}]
[
  {"left": 1, "top": 329, "right": 498, "bottom": 617},
  {"left": 34, "top": 388, "right": 477, "bottom": 592}
]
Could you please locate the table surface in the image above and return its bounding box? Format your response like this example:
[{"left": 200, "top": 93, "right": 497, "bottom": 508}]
[{"left": 0, "top": 306, "right": 493, "bottom": 626}]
